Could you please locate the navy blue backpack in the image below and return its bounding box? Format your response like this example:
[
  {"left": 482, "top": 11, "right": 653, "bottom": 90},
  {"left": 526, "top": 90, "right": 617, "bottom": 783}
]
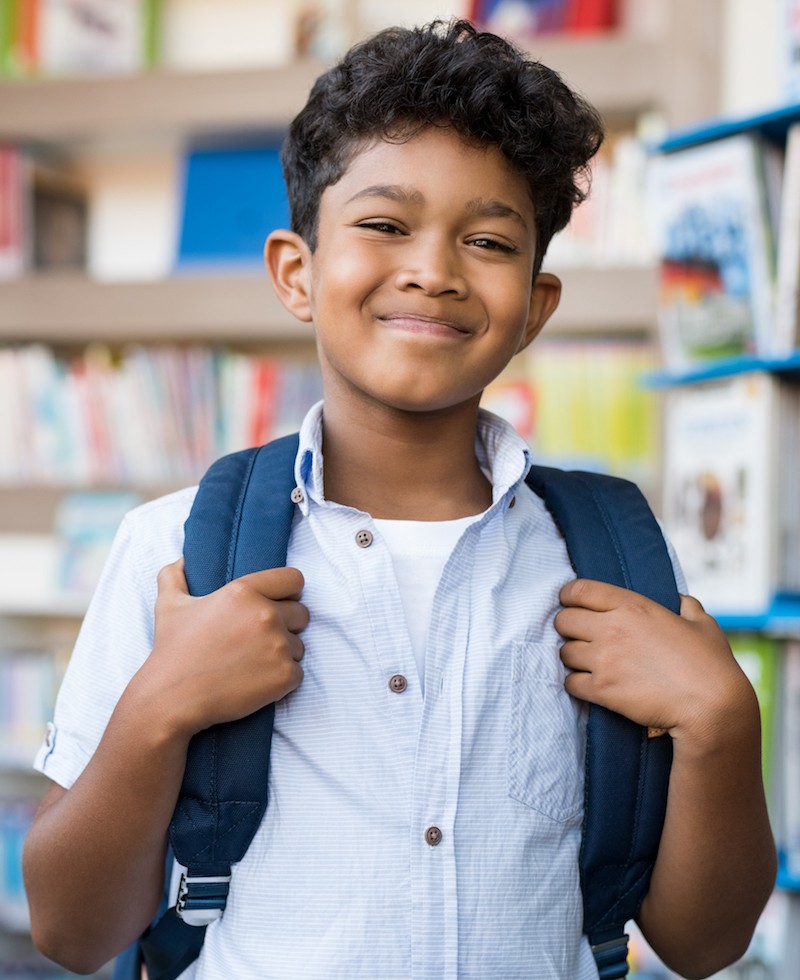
[{"left": 114, "top": 433, "right": 679, "bottom": 980}]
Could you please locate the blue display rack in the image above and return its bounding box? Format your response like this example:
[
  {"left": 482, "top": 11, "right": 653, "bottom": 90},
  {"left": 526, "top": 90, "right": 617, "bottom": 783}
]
[
  {"left": 646, "top": 351, "right": 800, "bottom": 388},
  {"left": 714, "top": 595, "right": 800, "bottom": 634},
  {"left": 658, "top": 101, "right": 800, "bottom": 153}
]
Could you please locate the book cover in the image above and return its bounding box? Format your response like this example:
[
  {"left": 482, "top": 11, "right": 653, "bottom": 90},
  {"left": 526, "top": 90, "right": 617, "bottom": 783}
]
[
  {"left": 468, "top": 1, "right": 571, "bottom": 35},
  {"left": 0, "top": 145, "right": 29, "bottom": 279},
  {"left": 661, "top": 373, "right": 787, "bottom": 615},
  {"left": 38, "top": 0, "right": 156, "bottom": 76},
  {"left": 781, "top": 640, "right": 800, "bottom": 882},
  {"left": 773, "top": 121, "right": 800, "bottom": 356},
  {"left": 175, "top": 143, "right": 290, "bottom": 270},
  {"left": 728, "top": 633, "right": 780, "bottom": 800},
  {"left": 32, "top": 163, "right": 88, "bottom": 269},
  {"left": 648, "top": 134, "right": 777, "bottom": 370}
]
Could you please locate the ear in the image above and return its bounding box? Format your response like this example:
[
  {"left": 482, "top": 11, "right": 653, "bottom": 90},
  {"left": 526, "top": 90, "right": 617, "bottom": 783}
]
[
  {"left": 518, "top": 272, "right": 561, "bottom": 352},
  {"left": 264, "top": 229, "right": 313, "bottom": 323}
]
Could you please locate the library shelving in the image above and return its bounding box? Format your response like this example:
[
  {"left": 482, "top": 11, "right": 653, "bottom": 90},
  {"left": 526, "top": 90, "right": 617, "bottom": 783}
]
[
  {"left": 0, "top": 4, "right": 726, "bottom": 975},
  {"left": 651, "top": 101, "right": 800, "bottom": 978}
]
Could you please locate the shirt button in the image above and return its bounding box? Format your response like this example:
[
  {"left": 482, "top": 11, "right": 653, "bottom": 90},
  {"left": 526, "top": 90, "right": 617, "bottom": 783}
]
[
  {"left": 388, "top": 674, "right": 408, "bottom": 694},
  {"left": 290, "top": 487, "right": 304, "bottom": 503},
  {"left": 355, "top": 529, "right": 373, "bottom": 548},
  {"left": 425, "top": 826, "right": 443, "bottom": 847}
]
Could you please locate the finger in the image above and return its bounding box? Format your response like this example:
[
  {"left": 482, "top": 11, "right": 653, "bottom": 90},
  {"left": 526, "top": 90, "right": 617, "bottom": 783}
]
[
  {"left": 276, "top": 599, "right": 310, "bottom": 635},
  {"left": 156, "top": 558, "right": 188, "bottom": 596},
  {"left": 235, "top": 566, "right": 305, "bottom": 601},
  {"left": 287, "top": 634, "right": 305, "bottom": 662},
  {"left": 554, "top": 606, "right": 601, "bottom": 642},
  {"left": 559, "top": 638, "right": 593, "bottom": 673},
  {"left": 559, "top": 578, "right": 630, "bottom": 612},
  {"left": 562, "top": 667, "right": 594, "bottom": 703}
]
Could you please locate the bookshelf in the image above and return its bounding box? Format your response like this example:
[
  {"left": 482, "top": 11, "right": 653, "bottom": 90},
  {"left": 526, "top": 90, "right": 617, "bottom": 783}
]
[
  {"left": 651, "top": 100, "right": 800, "bottom": 977},
  {"left": 0, "top": 4, "right": 726, "bottom": 976}
]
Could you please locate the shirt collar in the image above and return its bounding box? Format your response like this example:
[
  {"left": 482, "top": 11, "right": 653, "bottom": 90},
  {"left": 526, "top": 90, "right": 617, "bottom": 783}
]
[{"left": 294, "top": 400, "right": 532, "bottom": 513}]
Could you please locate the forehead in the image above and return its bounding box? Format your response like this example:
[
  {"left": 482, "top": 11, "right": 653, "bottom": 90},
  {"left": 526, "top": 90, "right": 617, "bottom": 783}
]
[{"left": 323, "top": 127, "right": 535, "bottom": 219}]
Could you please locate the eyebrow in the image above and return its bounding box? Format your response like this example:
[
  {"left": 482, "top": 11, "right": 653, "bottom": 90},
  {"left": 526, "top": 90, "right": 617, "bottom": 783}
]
[
  {"left": 345, "top": 184, "right": 424, "bottom": 206},
  {"left": 344, "top": 185, "right": 530, "bottom": 229},
  {"left": 465, "top": 197, "right": 530, "bottom": 229}
]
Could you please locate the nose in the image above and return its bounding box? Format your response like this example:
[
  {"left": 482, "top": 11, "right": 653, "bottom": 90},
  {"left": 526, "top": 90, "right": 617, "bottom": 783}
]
[{"left": 394, "top": 236, "right": 469, "bottom": 297}]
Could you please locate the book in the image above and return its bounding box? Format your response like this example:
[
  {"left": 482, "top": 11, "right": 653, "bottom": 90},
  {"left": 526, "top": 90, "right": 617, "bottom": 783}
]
[
  {"left": 727, "top": 633, "right": 780, "bottom": 800},
  {"left": 0, "top": 344, "right": 323, "bottom": 486},
  {"left": 175, "top": 143, "right": 290, "bottom": 271},
  {"left": 468, "top": 1, "right": 571, "bottom": 36},
  {"left": 780, "top": 0, "right": 800, "bottom": 104},
  {"left": 483, "top": 338, "right": 660, "bottom": 493},
  {"left": 781, "top": 640, "right": 800, "bottom": 883},
  {"left": 648, "top": 134, "right": 777, "bottom": 370},
  {"left": 773, "top": 121, "right": 800, "bottom": 356},
  {"left": 1, "top": 0, "right": 160, "bottom": 76},
  {"left": 159, "top": 0, "right": 295, "bottom": 71},
  {"left": 661, "top": 372, "right": 800, "bottom": 615},
  {"left": 0, "top": 145, "right": 28, "bottom": 279},
  {"left": 42, "top": 0, "right": 159, "bottom": 76},
  {"left": 31, "top": 162, "right": 88, "bottom": 270}
]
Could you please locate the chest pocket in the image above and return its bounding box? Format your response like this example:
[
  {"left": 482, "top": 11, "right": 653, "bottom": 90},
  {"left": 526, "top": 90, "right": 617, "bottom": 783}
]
[{"left": 508, "top": 640, "right": 585, "bottom": 823}]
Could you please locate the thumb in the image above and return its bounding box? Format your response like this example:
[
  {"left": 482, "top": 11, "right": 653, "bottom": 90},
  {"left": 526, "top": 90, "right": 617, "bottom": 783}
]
[
  {"left": 678, "top": 593, "right": 708, "bottom": 621},
  {"left": 156, "top": 557, "right": 189, "bottom": 599}
]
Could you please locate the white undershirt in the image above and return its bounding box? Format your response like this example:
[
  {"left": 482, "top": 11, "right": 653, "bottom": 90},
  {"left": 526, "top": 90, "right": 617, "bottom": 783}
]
[{"left": 373, "top": 514, "right": 481, "bottom": 693}]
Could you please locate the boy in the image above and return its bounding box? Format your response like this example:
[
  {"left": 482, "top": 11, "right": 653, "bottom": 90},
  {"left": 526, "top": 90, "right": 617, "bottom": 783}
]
[{"left": 23, "top": 19, "right": 775, "bottom": 980}]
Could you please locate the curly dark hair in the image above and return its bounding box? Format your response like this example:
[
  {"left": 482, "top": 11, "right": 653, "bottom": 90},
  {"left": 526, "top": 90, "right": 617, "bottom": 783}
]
[{"left": 281, "top": 19, "right": 604, "bottom": 275}]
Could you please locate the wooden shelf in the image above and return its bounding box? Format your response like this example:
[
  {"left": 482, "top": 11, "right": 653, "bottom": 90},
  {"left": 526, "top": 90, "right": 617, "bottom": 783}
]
[
  {"left": 0, "top": 16, "right": 722, "bottom": 150},
  {"left": 0, "top": 61, "right": 327, "bottom": 146},
  {"left": 0, "top": 273, "right": 313, "bottom": 343},
  {"left": 0, "top": 267, "right": 656, "bottom": 344},
  {"left": 548, "top": 266, "right": 657, "bottom": 336}
]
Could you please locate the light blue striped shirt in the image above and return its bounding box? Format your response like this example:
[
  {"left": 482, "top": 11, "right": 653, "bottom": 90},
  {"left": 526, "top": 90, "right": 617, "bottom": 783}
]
[{"left": 36, "top": 403, "right": 684, "bottom": 979}]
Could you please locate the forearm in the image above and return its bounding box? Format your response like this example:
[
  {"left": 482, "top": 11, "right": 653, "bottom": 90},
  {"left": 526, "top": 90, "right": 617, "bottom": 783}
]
[
  {"left": 23, "top": 672, "right": 191, "bottom": 975},
  {"left": 637, "top": 685, "right": 777, "bottom": 979}
]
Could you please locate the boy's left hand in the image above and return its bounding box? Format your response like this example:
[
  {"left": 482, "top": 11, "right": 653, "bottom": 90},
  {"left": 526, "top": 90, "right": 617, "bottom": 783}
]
[{"left": 554, "top": 579, "right": 753, "bottom": 746}]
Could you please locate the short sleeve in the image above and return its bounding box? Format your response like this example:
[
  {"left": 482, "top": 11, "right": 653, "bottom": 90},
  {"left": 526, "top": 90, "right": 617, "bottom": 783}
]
[{"left": 34, "top": 487, "right": 196, "bottom": 788}]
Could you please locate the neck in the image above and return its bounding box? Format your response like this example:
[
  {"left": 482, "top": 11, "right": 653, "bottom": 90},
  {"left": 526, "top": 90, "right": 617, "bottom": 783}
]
[{"left": 320, "top": 398, "right": 492, "bottom": 520}]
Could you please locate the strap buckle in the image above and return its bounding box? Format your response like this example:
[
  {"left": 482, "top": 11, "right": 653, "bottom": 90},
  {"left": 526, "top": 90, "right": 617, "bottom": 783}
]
[
  {"left": 175, "top": 872, "right": 232, "bottom": 927},
  {"left": 591, "top": 934, "right": 630, "bottom": 979}
]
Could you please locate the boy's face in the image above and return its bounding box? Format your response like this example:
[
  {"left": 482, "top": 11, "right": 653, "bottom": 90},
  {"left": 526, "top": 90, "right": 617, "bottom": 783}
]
[{"left": 268, "top": 126, "right": 560, "bottom": 418}]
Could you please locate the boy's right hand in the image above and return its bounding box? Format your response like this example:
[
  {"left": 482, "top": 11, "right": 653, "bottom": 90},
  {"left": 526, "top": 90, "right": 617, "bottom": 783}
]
[{"left": 136, "top": 559, "right": 309, "bottom": 738}]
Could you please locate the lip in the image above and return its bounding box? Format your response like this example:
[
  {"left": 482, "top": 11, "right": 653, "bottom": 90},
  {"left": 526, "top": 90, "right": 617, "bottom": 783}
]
[{"left": 377, "top": 312, "right": 472, "bottom": 338}]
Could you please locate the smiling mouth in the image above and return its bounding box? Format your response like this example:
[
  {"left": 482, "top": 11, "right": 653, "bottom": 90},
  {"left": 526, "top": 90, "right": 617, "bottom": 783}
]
[{"left": 378, "top": 313, "right": 472, "bottom": 337}]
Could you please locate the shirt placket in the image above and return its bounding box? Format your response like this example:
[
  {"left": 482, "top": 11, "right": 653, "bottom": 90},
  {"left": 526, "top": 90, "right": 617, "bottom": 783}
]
[{"left": 409, "top": 528, "right": 476, "bottom": 980}]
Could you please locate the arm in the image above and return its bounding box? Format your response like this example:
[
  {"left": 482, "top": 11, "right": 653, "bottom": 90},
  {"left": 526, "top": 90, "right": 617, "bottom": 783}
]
[
  {"left": 555, "top": 579, "right": 777, "bottom": 980},
  {"left": 23, "top": 560, "right": 308, "bottom": 975}
]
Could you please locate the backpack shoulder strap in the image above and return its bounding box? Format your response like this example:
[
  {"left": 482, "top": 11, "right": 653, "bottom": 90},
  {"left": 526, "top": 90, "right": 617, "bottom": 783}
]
[
  {"left": 524, "top": 465, "right": 680, "bottom": 980},
  {"left": 132, "top": 433, "right": 300, "bottom": 980}
]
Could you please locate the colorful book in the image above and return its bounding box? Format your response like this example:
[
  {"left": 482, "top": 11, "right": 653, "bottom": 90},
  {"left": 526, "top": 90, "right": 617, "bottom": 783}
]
[
  {"left": 649, "top": 134, "right": 777, "bottom": 369},
  {"left": 662, "top": 372, "right": 800, "bottom": 615},
  {"left": 727, "top": 633, "right": 780, "bottom": 800},
  {"left": 773, "top": 121, "right": 800, "bottom": 356},
  {"left": 0, "top": 145, "right": 28, "bottom": 279}
]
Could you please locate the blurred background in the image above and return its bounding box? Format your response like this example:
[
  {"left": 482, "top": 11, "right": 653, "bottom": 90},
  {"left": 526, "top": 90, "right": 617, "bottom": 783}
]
[{"left": 1, "top": 0, "right": 799, "bottom": 976}]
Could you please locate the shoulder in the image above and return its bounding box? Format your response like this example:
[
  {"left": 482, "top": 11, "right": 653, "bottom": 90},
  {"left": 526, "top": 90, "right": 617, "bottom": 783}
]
[{"left": 107, "top": 486, "right": 199, "bottom": 603}]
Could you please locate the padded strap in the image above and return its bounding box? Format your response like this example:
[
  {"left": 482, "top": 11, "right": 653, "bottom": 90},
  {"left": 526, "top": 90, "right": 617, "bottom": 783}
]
[
  {"left": 141, "top": 434, "right": 300, "bottom": 980},
  {"left": 525, "top": 466, "right": 680, "bottom": 971}
]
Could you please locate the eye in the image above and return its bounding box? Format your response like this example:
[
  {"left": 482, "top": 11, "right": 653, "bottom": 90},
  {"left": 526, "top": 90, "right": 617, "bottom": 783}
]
[
  {"left": 469, "top": 236, "right": 519, "bottom": 254},
  {"left": 357, "top": 220, "right": 404, "bottom": 235}
]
